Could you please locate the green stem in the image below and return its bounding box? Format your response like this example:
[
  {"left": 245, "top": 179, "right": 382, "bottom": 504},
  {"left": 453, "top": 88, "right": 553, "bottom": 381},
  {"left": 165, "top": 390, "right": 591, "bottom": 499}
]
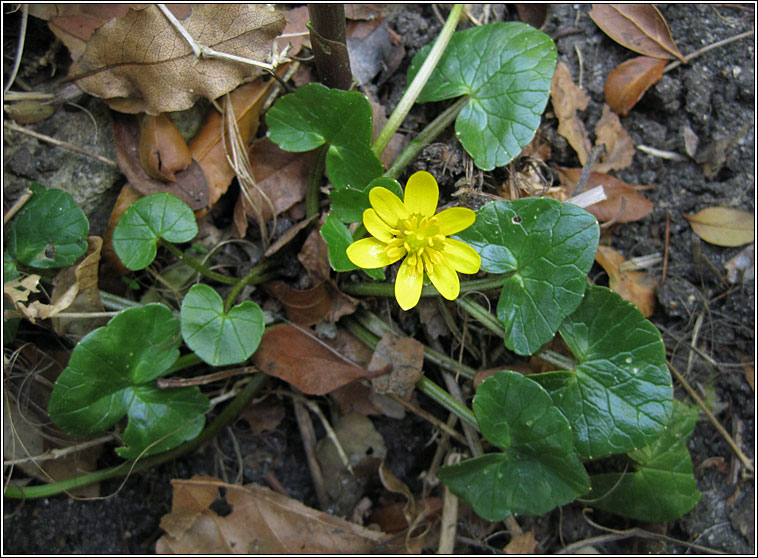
[
  {"left": 3, "top": 373, "right": 269, "bottom": 499},
  {"left": 342, "top": 316, "right": 477, "bottom": 425},
  {"left": 99, "top": 291, "right": 142, "bottom": 312},
  {"left": 224, "top": 261, "right": 274, "bottom": 311},
  {"left": 372, "top": 4, "right": 464, "bottom": 157},
  {"left": 384, "top": 95, "right": 468, "bottom": 180},
  {"left": 341, "top": 274, "right": 508, "bottom": 298},
  {"left": 306, "top": 145, "right": 328, "bottom": 218},
  {"left": 160, "top": 240, "right": 238, "bottom": 285}
]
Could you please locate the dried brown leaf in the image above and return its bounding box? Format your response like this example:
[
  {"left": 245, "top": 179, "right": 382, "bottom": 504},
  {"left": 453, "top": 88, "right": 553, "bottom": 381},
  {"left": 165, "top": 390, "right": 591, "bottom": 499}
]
[
  {"left": 111, "top": 112, "right": 209, "bottom": 210},
  {"left": 594, "top": 104, "right": 635, "bottom": 172},
  {"left": 551, "top": 62, "right": 591, "bottom": 165},
  {"left": 240, "top": 401, "right": 286, "bottom": 435},
  {"left": 297, "top": 226, "right": 332, "bottom": 284},
  {"left": 71, "top": 5, "right": 285, "bottom": 114},
  {"left": 252, "top": 325, "right": 381, "bottom": 395},
  {"left": 595, "top": 245, "right": 657, "bottom": 317},
  {"left": 558, "top": 168, "right": 654, "bottom": 223},
  {"left": 138, "top": 113, "right": 192, "bottom": 182},
  {"left": 684, "top": 207, "right": 755, "bottom": 247},
  {"left": 605, "top": 56, "right": 667, "bottom": 116},
  {"left": 505, "top": 530, "right": 540, "bottom": 554},
  {"left": 589, "top": 4, "right": 686, "bottom": 62},
  {"left": 264, "top": 280, "right": 333, "bottom": 326},
  {"left": 369, "top": 333, "right": 425, "bottom": 401}
]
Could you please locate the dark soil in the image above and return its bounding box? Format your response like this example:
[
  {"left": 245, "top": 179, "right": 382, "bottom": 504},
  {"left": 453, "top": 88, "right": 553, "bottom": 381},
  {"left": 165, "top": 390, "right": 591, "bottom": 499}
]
[{"left": 3, "top": 4, "right": 755, "bottom": 554}]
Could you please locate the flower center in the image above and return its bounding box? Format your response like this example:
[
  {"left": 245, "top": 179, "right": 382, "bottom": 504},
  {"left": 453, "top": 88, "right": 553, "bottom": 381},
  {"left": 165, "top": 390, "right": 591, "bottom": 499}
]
[{"left": 385, "top": 214, "right": 447, "bottom": 275}]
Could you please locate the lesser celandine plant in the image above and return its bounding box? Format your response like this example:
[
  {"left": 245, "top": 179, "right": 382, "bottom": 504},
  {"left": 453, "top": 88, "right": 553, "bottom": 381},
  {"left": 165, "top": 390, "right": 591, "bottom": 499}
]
[{"left": 5, "top": 5, "right": 700, "bottom": 527}]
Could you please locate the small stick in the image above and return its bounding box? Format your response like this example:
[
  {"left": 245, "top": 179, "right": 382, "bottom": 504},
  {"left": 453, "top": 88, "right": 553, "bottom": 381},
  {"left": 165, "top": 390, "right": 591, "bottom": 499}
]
[
  {"left": 574, "top": 44, "right": 584, "bottom": 88},
  {"left": 4, "top": 121, "right": 118, "bottom": 167},
  {"left": 3, "top": 188, "right": 33, "bottom": 224},
  {"left": 437, "top": 452, "right": 462, "bottom": 553},
  {"left": 662, "top": 211, "right": 671, "bottom": 285},
  {"left": 157, "top": 367, "right": 257, "bottom": 388},
  {"left": 573, "top": 144, "right": 606, "bottom": 195},
  {"left": 292, "top": 398, "right": 330, "bottom": 509},
  {"left": 664, "top": 29, "right": 754, "bottom": 73},
  {"left": 3, "top": 433, "right": 117, "bottom": 466},
  {"left": 303, "top": 398, "right": 353, "bottom": 474},
  {"left": 668, "top": 361, "right": 754, "bottom": 473}
]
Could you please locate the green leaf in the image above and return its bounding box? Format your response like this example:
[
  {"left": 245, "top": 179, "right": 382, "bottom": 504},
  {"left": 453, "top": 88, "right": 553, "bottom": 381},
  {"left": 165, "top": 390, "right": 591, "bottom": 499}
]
[
  {"left": 112, "top": 193, "right": 198, "bottom": 271},
  {"left": 329, "top": 177, "right": 404, "bottom": 224},
  {"left": 6, "top": 183, "right": 89, "bottom": 268},
  {"left": 408, "top": 22, "right": 556, "bottom": 170},
  {"left": 180, "top": 284, "right": 265, "bottom": 366},
  {"left": 320, "top": 213, "right": 385, "bottom": 280},
  {"left": 266, "top": 83, "right": 384, "bottom": 190},
  {"left": 456, "top": 198, "right": 599, "bottom": 355},
  {"left": 47, "top": 304, "right": 210, "bottom": 458},
  {"left": 438, "top": 371, "right": 589, "bottom": 521},
  {"left": 531, "top": 286, "right": 673, "bottom": 459},
  {"left": 587, "top": 400, "right": 701, "bottom": 522}
]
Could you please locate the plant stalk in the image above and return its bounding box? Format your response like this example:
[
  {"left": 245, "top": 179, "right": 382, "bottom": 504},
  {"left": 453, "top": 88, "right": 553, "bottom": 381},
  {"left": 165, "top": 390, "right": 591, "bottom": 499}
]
[
  {"left": 224, "top": 260, "right": 274, "bottom": 311},
  {"left": 373, "top": 4, "right": 464, "bottom": 157},
  {"left": 307, "top": 4, "right": 353, "bottom": 90},
  {"left": 160, "top": 240, "right": 238, "bottom": 285},
  {"left": 341, "top": 274, "right": 508, "bottom": 298}
]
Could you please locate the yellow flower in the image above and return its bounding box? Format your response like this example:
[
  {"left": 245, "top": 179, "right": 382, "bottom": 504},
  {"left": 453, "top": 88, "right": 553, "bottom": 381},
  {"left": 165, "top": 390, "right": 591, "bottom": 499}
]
[{"left": 346, "top": 171, "right": 481, "bottom": 310}]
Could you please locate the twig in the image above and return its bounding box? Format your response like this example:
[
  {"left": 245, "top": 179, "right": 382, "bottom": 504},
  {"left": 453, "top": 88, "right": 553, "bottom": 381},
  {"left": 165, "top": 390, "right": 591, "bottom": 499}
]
[
  {"left": 668, "top": 361, "right": 754, "bottom": 473},
  {"left": 4, "top": 121, "right": 118, "bottom": 167},
  {"left": 664, "top": 29, "right": 754, "bottom": 73},
  {"left": 3, "top": 188, "right": 33, "bottom": 224},
  {"left": 437, "top": 452, "right": 462, "bottom": 553},
  {"left": 292, "top": 398, "right": 330, "bottom": 509},
  {"left": 302, "top": 398, "right": 353, "bottom": 474},
  {"left": 636, "top": 144, "right": 686, "bottom": 161},
  {"left": 574, "top": 44, "right": 584, "bottom": 88},
  {"left": 157, "top": 367, "right": 257, "bottom": 388},
  {"left": 573, "top": 144, "right": 606, "bottom": 195},
  {"left": 566, "top": 184, "right": 607, "bottom": 209},
  {"left": 3, "top": 91, "right": 55, "bottom": 101},
  {"left": 3, "top": 434, "right": 116, "bottom": 466},
  {"left": 4, "top": 4, "right": 28, "bottom": 95}
]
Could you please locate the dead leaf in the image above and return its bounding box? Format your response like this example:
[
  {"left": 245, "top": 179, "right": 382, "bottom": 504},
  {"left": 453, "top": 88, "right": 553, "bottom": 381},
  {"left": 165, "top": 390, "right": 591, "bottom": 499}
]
[
  {"left": 190, "top": 79, "right": 277, "bottom": 212},
  {"left": 297, "top": 226, "right": 332, "bottom": 284},
  {"left": 505, "top": 530, "right": 540, "bottom": 554},
  {"left": 71, "top": 5, "right": 286, "bottom": 114},
  {"left": 111, "top": 112, "right": 209, "bottom": 210},
  {"left": 589, "top": 4, "right": 686, "bottom": 62},
  {"left": 263, "top": 216, "right": 316, "bottom": 258},
  {"left": 369, "top": 333, "right": 425, "bottom": 400},
  {"left": 515, "top": 4, "right": 548, "bottom": 28},
  {"left": 724, "top": 244, "right": 754, "bottom": 284},
  {"left": 594, "top": 104, "right": 635, "bottom": 172},
  {"left": 157, "top": 476, "right": 406, "bottom": 554},
  {"left": 595, "top": 245, "right": 657, "bottom": 317},
  {"left": 744, "top": 366, "right": 754, "bottom": 391},
  {"left": 605, "top": 56, "right": 667, "bottom": 116},
  {"left": 138, "top": 113, "right": 192, "bottom": 182},
  {"left": 240, "top": 400, "right": 286, "bottom": 435},
  {"left": 684, "top": 207, "right": 754, "bottom": 247},
  {"left": 264, "top": 280, "right": 333, "bottom": 326},
  {"left": 551, "top": 62, "right": 591, "bottom": 165},
  {"left": 558, "top": 168, "right": 654, "bottom": 223},
  {"left": 252, "top": 325, "right": 382, "bottom": 395},
  {"left": 371, "top": 498, "right": 442, "bottom": 536},
  {"left": 4, "top": 275, "right": 42, "bottom": 322}
]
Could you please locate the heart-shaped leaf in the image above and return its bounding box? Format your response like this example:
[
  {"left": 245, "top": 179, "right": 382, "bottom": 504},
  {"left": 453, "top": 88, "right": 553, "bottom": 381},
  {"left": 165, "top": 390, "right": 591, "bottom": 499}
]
[
  {"left": 112, "top": 192, "right": 198, "bottom": 270},
  {"left": 320, "top": 213, "right": 385, "bottom": 280},
  {"left": 329, "top": 176, "right": 403, "bottom": 224},
  {"left": 47, "top": 304, "right": 210, "bottom": 458},
  {"left": 408, "top": 22, "right": 557, "bottom": 170},
  {"left": 266, "top": 83, "right": 385, "bottom": 190},
  {"left": 587, "top": 400, "right": 701, "bottom": 522},
  {"left": 6, "top": 183, "right": 89, "bottom": 269},
  {"left": 180, "top": 284, "right": 265, "bottom": 366},
  {"left": 456, "top": 198, "right": 599, "bottom": 355},
  {"left": 531, "top": 286, "right": 673, "bottom": 459},
  {"left": 438, "top": 371, "right": 589, "bottom": 521}
]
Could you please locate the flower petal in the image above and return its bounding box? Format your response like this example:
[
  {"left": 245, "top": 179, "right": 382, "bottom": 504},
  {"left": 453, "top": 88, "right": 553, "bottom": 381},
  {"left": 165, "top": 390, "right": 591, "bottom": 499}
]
[
  {"left": 442, "top": 238, "right": 481, "bottom": 274},
  {"left": 346, "top": 238, "right": 397, "bottom": 269},
  {"left": 404, "top": 171, "right": 438, "bottom": 216},
  {"left": 369, "top": 187, "right": 410, "bottom": 228},
  {"left": 395, "top": 256, "right": 423, "bottom": 310},
  {"left": 363, "top": 208, "right": 393, "bottom": 243},
  {"left": 435, "top": 207, "right": 476, "bottom": 236},
  {"left": 427, "top": 258, "right": 460, "bottom": 300}
]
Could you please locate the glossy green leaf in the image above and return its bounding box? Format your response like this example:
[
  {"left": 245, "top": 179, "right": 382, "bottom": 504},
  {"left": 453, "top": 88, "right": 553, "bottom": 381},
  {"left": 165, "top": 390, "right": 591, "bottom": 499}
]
[
  {"left": 587, "top": 400, "right": 701, "bottom": 522},
  {"left": 438, "top": 371, "right": 589, "bottom": 521},
  {"left": 112, "top": 193, "right": 198, "bottom": 271},
  {"left": 266, "top": 83, "right": 384, "bottom": 190},
  {"left": 47, "top": 304, "right": 210, "bottom": 458},
  {"left": 180, "top": 284, "right": 265, "bottom": 366},
  {"left": 531, "top": 286, "right": 673, "bottom": 459},
  {"left": 6, "top": 183, "right": 89, "bottom": 268},
  {"left": 320, "top": 213, "right": 385, "bottom": 280},
  {"left": 456, "top": 198, "right": 599, "bottom": 355},
  {"left": 408, "top": 22, "right": 557, "bottom": 170},
  {"left": 329, "top": 177, "right": 404, "bottom": 224}
]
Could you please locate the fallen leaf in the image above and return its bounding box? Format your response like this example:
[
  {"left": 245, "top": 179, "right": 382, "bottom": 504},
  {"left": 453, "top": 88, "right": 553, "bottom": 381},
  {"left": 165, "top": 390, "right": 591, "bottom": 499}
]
[
  {"left": 4, "top": 275, "right": 41, "bottom": 321},
  {"left": 157, "top": 477, "right": 406, "bottom": 554},
  {"left": 724, "top": 244, "right": 754, "bottom": 284},
  {"left": 558, "top": 168, "right": 654, "bottom": 223},
  {"left": 551, "top": 62, "right": 591, "bottom": 165},
  {"left": 138, "top": 113, "right": 192, "bottom": 182},
  {"left": 595, "top": 245, "right": 657, "bottom": 317},
  {"left": 594, "top": 104, "right": 635, "bottom": 172},
  {"left": 264, "top": 280, "right": 333, "bottom": 326},
  {"left": 252, "top": 325, "right": 382, "bottom": 395},
  {"left": 515, "top": 4, "right": 548, "bottom": 28},
  {"left": 371, "top": 498, "right": 443, "bottom": 535},
  {"left": 263, "top": 216, "right": 316, "bottom": 258},
  {"left": 369, "top": 333, "right": 425, "bottom": 401},
  {"left": 589, "top": 4, "right": 686, "bottom": 62},
  {"left": 684, "top": 207, "right": 755, "bottom": 247},
  {"left": 605, "top": 56, "right": 667, "bottom": 116},
  {"left": 71, "top": 4, "right": 286, "bottom": 114},
  {"left": 744, "top": 366, "right": 754, "bottom": 391},
  {"left": 297, "top": 225, "right": 332, "bottom": 284},
  {"left": 240, "top": 400, "right": 286, "bottom": 435},
  {"left": 505, "top": 530, "right": 540, "bottom": 554},
  {"left": 111, "top": 112, "right": 209, "bottom": 210},
  {"left": 348, "top": 21, "right": 405, "bottom": 86}
]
